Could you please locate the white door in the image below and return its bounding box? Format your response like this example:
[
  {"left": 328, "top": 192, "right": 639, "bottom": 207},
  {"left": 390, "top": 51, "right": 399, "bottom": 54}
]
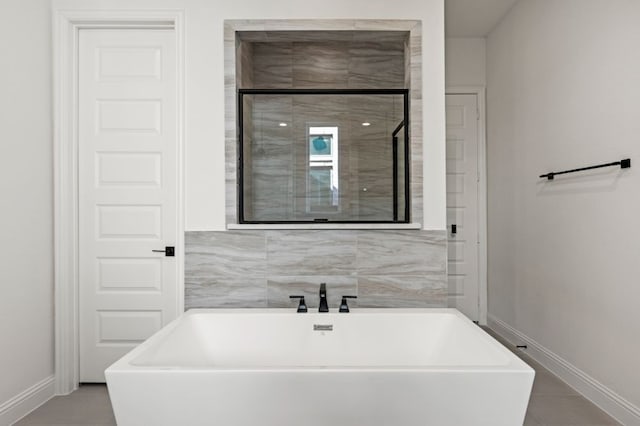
[
  {"left": 446, "top": 94, "right": 480, "bottom": 321},
  {"left": 79, "top": 29, "right": 179, "bottom": 382}
]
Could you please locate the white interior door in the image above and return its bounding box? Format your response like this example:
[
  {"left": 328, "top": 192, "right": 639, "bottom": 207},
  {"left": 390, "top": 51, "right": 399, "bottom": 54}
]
[
  {"left": 79, "top": 28, "right": 179, "bottom": 382},
  {"left": 446, "top": 94, "right": 480, "bottom": 321}
]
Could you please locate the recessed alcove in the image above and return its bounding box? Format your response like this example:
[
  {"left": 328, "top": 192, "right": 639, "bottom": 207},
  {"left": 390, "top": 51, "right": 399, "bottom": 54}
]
[
  {"left": 190, "top": 19, "right": 447, "bottom": 312},
  {"left": 224, "top": 20, "right": 423, "bottom": 228},
  {"left": 235, "top": 31, "right": 408, "bottom": 90}
]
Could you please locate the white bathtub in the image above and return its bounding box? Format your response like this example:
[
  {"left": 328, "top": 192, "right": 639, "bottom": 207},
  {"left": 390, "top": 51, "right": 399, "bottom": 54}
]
[{"left": 106, "top": 309, "right": 534, "bottom": 426}]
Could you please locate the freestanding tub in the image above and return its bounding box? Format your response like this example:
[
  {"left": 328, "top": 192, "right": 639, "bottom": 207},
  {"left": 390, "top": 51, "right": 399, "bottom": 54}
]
[{"left": 106, "top": 309, "right": 534, "bottom": 426}]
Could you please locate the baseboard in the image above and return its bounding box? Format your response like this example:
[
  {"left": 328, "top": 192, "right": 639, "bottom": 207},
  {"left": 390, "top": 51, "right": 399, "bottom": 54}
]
[
  {"left": 487, "top": 314, "right": 640, "bottom": 426},
  {"left": 0, "top": 375, "right": 55, "bottom": 426}
]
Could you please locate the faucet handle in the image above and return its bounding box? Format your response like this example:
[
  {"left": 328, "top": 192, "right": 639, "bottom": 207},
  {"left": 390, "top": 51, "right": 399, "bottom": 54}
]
[
  {"left": 289, "top": 295, "right": 308, "bottom": 313},
  {"left": 339, "top": 295, "right": 357, "bottom": 313}
]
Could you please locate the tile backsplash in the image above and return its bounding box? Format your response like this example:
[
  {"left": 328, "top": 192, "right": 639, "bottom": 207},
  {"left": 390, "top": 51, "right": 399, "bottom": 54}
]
[{"left": 185, "top": 229, "right": 446, "bottom": 310}]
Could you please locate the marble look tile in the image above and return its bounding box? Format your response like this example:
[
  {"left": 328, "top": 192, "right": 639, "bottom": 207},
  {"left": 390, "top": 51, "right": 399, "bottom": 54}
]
[
  {"left": 223, "top": 26, "right": 236, "bottom": 202},
  {"left": 224, "top": 24, "right": 237, "bottom": 225},
  {"left": 291, "top": 94, "right": 348, "bottom": 122},
  {"left": 263, "top": 20, "right": 357, "bottom": 32},
  {"left": 225, "top": 136, "right": 237, "bottom": 176},
  {"left": 264, "top": 31, "right": 354, "bottom": 43},
  {"left": 246, "top": 32, "right": 407, "bottom": 88},
  {"left": 347, "top": 94, "right": 405, "bottom": 121},
  {"left": 355, "top": 198, "right": 394, "bottom": 221},
  {"left": 252, "top": 43, "right": 293, "bottom": 88},
  {"left": 293, "top": 42, "right": 349, "bottom": 88},
  {"left": 410, "top": 100, "right": 423, "bottom": 137},
  {"left": 354, "top": 20, "right": 420, "bottom": 32},
  {"left": 409, "top": 53, "right": 421, "bottom": 74},
  {"left": 185, "top": 277, "right": 267, "bottom": 309},
  {"left": 251, "top": 95, "right": 294, "bottom": 136},
  {"left": 225, "top": 19, "right": 424, "bottom": 227},
  {"left": 248, "top": 167, "right": 293, "bottom": 221},
  {"left": 225, "top": 20, "right": 267, "bottom": 33},
  {"left": 409, "top": 135, "right": 423, "bottom": 224},
  {"left": 225, "top": 190, "right": 237, "bottom": 224},
  {"left": 224, "top": 43, "right": 236, "bottom": 85},
  {"left": 236, "top": 30, "right": 269, "bottom": 42},
  {"left": 224, "top": 72, "right": 235, "bottom": 89},
  {"left": 267, "top": 276, "right": 357, "bottom": 308},
  {"left": 357, "top": 275, "right": 447, "bottom": 308},
  {"left": 224, "top": 98, "right": 236, "bottom": 131},
  {"left": 185, "top": 231, "right": 266, "bottom": 278},
  {"left": 248, "top": 206, "right": 290, "bottom": 223},
  {"left": 223, "top": 25, "right": 236, "bottom": 43},
  {"left": 225, "top": 136, "right": 238, "bottom": 224},
  {"left": 408, "top": 22, "right": 423, "bottom": 234},
  {"left": 266, "top": 230, "right": 357, "bottom": 275},
  {"left": 264, "top": 31, "right": 327, "bottom": 43},
  {"left": 408, "top": 24, "right": 422, "bottom": 50},
  {"left": 237, "top": 40, "right": 254, "bottom": 88},
  {"left": 352, "top": 31, "right": 408, "bottom": 43},
  {"left": 356, "top": 230, "right": 446, "bottom": 275},
  {"left": 348, "top": 42, "right": 405, "bottom": 88},
  {"left": 227, "top": 224, "right": 422, "bottom": 230},
  {"left": 404, "top": 38, "right": 411, "bottom": 89}
]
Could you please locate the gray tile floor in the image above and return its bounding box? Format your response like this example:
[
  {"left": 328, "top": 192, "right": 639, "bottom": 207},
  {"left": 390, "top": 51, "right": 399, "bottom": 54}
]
[
  {"left": 484, "top": 329, "right": 621, "bottom": 426},
  {"left": 14, "top": 384, "right": 115, "bottom": 426},
  {"left": 15, "top": 328, "right": 620, "bottom": 426}
]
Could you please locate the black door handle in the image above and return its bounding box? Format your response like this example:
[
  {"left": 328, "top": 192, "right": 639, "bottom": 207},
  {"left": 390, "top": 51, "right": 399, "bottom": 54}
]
[
  {"left": 152, "top": 246, "right": 175, "bottom": 257},
  {"left": 451, "top": 224, "right": 457, "bottom": 235}
]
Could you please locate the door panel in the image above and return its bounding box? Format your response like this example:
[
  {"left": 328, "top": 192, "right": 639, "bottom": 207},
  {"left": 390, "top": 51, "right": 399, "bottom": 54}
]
[
  {"left": 446, "top": 94, "right": 480, "bottom": 321},
  {"left": 79, "top": 29, "right": 178, "bottom": 382}
]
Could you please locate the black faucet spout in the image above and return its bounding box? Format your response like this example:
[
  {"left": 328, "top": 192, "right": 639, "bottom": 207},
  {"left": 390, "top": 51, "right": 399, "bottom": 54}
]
[{"left": 319, "top": 283, "right": 329, "bottom": 313}]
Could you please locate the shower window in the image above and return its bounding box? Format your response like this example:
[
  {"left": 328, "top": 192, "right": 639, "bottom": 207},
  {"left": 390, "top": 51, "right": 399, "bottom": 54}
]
[
  {"left": 308, "top": 127, "right": 339, "bottom": 213},
  {"left": 238, "top": 89, "right": 409, "bottom": 224}
]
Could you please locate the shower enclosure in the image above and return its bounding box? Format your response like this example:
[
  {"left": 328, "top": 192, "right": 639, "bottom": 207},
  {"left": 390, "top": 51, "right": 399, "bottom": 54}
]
[{"left": 238, "top": 89, "right": 409, "bottom": 223}]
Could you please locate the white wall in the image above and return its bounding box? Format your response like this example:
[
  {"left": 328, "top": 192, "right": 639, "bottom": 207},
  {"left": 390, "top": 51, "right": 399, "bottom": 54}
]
[
  {"left": 487, "top": 0, "right": 640, "bottom": 414},
  {"left": 445, "top": 37, "right": 486, "bottom": 87},
  {"left": 52, "top": 0, "right": 447, "bottom": 231},
  {"left": 0, "top": 0, "right": 54, "bottom": 411}
]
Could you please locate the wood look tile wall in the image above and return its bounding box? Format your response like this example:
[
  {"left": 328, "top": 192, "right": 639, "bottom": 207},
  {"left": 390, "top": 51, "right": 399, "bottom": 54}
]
[
  {"left": 201, "top": 21, "right": 442, "bottom": 310},
  {"left": 185, "top": 230, "right": 447, "bottom": 309},
  {"left": 225, "top": 21, "right": 424, "bottom": 225}
]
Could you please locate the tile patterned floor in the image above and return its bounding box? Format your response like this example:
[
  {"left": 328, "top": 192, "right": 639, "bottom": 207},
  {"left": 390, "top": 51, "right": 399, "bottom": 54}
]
[
  {"left": 14, "top": 384, "right": 115, "bottom": 426},
  {"left": 483, "top": 329, "right": 621, "bottom": 426},
  {"left": 15, "top": 328, "right": 621, "bottom": 426}
]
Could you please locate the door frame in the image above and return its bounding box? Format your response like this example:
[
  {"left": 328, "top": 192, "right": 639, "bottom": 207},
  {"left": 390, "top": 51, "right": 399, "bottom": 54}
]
[
  {"left": 53, "top": 9, "right": 185, "bottom": 395},
  {"left": 445, "top": 86, "right": 487, "bottom": 325}
]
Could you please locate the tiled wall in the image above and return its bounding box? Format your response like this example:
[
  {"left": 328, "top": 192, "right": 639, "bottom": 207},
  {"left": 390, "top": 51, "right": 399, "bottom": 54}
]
[
  {"left": 242, "top": 41, "right": 406, "bottom": 222},
  {"left": 250, "top": 41, "right": 405, "bottom": 89},
  {"left": 225, "top": 21, "right": 424, "bottom": 226},
  {"left": 185, "top": 230, "right": 447, "bottom": 310},
  {"left": 244, "top": 94, "right": 406, "bottom": 221},
  {"left": 191, "top": 20, "right": 444, "bottom": 311}
]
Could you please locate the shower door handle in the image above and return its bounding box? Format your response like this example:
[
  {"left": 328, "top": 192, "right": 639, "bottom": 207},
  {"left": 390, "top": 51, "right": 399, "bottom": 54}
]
[{"left": 152, "top": 246, "right": 175, "bottom": 257}]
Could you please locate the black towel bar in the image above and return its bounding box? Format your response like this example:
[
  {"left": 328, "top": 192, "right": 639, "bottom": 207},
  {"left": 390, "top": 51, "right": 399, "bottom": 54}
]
[{"left": 540, "top": 158, "right": 630, "bottom": 180}]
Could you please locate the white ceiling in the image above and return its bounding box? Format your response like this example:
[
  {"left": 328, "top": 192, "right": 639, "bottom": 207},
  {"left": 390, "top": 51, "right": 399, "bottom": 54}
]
[{"left": 445, "top": 0, "right": 520, "bottom": 37}]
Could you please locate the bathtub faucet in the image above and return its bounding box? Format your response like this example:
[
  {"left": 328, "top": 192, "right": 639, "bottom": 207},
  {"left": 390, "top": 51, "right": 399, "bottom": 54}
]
[{"left": 319, "top": 283, "right": 329, "bottom": 313}]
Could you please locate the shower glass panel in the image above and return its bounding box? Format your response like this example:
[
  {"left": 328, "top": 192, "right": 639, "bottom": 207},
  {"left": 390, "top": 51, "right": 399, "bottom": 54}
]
[
  {"left": 239, "top": 89, "right": 409, "bottom": 223},
  {"left": 393, "top": 122, "right": 408, "bottom": 222}
]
